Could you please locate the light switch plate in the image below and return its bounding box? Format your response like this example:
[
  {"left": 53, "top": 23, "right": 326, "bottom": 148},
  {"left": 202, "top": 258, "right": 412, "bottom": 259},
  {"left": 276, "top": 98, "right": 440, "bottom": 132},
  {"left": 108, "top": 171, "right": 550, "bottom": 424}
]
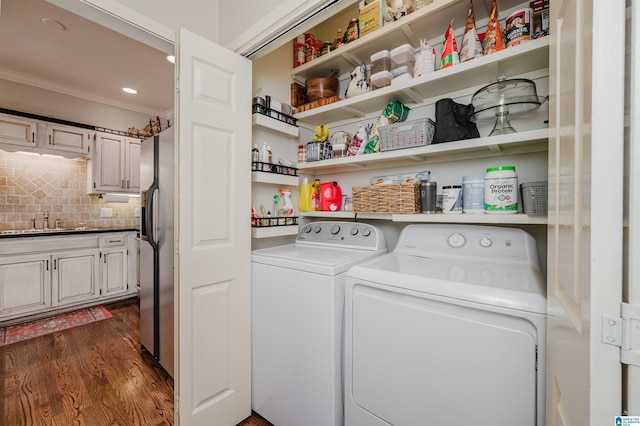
[
  {"left": 134, "top": 207, "right": 141, "bottom": 217},
  {"left": 100, "top": 207, "right": 113, "bottom": 218}
]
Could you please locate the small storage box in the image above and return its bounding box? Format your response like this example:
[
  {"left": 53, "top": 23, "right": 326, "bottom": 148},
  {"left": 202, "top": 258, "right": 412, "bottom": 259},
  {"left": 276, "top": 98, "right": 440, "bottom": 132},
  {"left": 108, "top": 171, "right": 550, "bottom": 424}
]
[
  {"left": 390, "top": 44, "right": 416, "bottom": 66},
  {"left": 352, "top": 182, "right": 421, "bottom": 213},
  {"left": 370, "top": 50, "right": 391, "bottom": 74},
  {"left": 371, "top": 70, "right": 392, "bottom": 89},
  {"left": 520, "top": 181, "right": 548, "bottom": 215},
  {"left": 379, "top": 117, "right": 435, "bottom": 151},
  {"left": 391, "top": 64, "right": 413, "bottom": 77},
  {"left": 359, "top": 0, "right": 384, "bottom": 37}
]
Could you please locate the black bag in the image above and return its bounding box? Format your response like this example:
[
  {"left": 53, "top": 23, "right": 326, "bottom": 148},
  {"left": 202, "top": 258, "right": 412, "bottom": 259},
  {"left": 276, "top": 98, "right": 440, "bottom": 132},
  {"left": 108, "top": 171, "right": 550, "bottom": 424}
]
[{"left": 432, "top": 98, "right": 480, "bottom": 144}]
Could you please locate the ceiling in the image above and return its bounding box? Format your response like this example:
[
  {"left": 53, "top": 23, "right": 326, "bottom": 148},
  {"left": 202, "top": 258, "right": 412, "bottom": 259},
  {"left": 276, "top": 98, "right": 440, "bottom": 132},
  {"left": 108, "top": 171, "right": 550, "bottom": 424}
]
[{"left": 0, "top": 0, "right": 174, "bottom": 118}]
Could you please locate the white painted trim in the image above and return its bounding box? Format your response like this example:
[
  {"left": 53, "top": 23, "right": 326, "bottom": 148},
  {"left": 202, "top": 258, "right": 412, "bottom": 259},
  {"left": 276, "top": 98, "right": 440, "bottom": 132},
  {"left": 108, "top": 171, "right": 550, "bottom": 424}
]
[
  {"left": 46, "top": 0, "right": 175, "bottom": 53},
  {"left": 0, "top": 67, "right": 172, "bottom": 119},
  {"left": 224, "top": 0, "right": 355, "bottom": 58}
]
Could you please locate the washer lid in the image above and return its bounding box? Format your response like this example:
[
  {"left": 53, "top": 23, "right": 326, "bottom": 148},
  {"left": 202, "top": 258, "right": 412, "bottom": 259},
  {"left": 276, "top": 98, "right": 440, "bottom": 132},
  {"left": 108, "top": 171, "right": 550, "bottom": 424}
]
[
  {"left": 252, "top": 244, "right": 387, "bottom": 275},
  {"left": 347, "top": 252, "right": 546, "bottom": 314}
]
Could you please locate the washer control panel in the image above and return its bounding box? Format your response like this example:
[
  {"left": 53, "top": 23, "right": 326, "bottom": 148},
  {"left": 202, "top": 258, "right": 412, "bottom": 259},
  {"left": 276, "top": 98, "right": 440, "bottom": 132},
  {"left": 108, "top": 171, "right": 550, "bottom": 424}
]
[
  {"left": 297, "top": 222, "right": 385, "bottom": 251},
  {"left": 397, "top": 224, "right": 538, "bottom": 264}
]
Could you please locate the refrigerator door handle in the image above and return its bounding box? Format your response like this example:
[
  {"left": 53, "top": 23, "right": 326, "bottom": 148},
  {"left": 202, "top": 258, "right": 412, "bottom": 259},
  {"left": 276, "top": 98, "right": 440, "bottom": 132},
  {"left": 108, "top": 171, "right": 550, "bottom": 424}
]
[{"left": 145, "top": 179, "right": 159, "bottom": 251}]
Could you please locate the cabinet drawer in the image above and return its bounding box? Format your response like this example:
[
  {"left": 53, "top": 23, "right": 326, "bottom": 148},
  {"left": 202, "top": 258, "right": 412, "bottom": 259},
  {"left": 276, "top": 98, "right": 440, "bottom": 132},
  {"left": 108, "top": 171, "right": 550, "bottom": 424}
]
[{"left": 100, "top": 234, "right": 127, "bottom": 248}]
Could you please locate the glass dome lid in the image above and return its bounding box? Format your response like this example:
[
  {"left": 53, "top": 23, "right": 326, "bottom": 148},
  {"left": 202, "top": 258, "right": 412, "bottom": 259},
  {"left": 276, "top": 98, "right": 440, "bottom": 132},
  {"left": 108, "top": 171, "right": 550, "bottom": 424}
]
[{"left": 470, "top": 78, "right": 547, "bottom": 136}]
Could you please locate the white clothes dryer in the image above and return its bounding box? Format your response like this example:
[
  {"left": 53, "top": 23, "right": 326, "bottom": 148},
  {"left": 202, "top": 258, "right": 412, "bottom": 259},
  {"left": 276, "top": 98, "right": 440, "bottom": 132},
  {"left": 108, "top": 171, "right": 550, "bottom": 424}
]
[
  {"left": 251, "top": 221, "right": 387, "bottom": 426},
  {"left": 344, "top": 224, "right": 547, "bottom": 426}
]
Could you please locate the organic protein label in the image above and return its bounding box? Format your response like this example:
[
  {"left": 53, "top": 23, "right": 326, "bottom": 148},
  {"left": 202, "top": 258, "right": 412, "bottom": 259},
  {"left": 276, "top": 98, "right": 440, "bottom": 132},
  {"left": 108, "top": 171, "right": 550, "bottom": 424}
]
[{"left": 485, "top": 166, "right": 518, "bottom": 214}]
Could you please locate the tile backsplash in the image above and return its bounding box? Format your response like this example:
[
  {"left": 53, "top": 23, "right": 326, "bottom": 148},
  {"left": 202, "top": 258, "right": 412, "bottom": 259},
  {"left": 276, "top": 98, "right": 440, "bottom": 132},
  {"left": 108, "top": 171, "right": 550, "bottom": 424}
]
[{"left": 0, "top": 151, "right": 140, "bottom": 231}]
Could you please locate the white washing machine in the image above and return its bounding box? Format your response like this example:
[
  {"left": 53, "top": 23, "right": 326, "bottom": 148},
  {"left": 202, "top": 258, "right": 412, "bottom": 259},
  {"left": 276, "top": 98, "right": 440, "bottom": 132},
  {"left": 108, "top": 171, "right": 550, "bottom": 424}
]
[
  {"left": 251, "top": 221, "right": 387, "bottom": 426},
  {"left": 344, "top": 224, "right": 547, "bottom": 426}
]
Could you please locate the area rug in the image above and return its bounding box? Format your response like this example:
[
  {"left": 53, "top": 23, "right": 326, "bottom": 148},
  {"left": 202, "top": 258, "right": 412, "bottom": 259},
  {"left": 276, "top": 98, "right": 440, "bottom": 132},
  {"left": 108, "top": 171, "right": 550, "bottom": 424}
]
[{"left": 0, "top": 305, "right": 112, "bottom": 347}]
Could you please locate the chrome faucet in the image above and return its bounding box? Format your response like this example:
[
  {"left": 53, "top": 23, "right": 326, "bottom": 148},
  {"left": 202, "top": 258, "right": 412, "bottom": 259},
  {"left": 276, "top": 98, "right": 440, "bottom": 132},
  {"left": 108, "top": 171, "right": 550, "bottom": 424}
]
[
  {"left": 43, "top": 210, "right": 49, "bottom": 230},
  {"left": 55, "top": 217, "right": 61, "bottom": 229}
]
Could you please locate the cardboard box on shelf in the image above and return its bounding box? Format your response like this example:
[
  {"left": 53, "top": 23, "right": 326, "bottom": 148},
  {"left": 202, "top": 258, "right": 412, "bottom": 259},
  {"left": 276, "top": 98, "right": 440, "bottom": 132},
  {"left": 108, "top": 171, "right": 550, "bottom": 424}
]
[{"left": 359, "top": 0, "right": 384, "bottom": 38}]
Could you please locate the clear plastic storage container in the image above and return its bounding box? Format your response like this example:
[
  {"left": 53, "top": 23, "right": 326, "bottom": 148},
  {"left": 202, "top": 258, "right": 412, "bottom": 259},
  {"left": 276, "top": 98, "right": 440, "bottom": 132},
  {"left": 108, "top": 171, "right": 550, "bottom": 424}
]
[
  {"left": 371, "top": 70, "right": 393, "bottom": 89},
  {"left": 370, "top": 50, "right": 391, "bottom": 74},
  {"left": 390, "top": 44, "right": 416, "bottom": 67}
]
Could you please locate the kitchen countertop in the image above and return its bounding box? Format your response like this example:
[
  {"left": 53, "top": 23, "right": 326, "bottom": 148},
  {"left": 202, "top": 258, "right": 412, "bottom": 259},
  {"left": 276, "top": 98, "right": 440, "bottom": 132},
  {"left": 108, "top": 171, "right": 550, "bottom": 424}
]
[{"left": 0, "top": 227, "right": 139, "bottom": 239}]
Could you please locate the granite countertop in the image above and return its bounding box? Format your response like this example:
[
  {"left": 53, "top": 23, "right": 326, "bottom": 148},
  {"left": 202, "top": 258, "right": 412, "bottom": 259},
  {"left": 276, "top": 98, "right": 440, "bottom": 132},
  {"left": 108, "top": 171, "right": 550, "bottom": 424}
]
[{"left": 0, "top": 227, "right": 139, "bottom": 239}]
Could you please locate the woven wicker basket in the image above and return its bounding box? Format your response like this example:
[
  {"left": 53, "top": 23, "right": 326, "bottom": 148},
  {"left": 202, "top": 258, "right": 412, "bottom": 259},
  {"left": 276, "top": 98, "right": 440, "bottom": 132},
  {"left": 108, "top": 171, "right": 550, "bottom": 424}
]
[{"left": 352, "top": 183, "right": 421, "bottom": 214}]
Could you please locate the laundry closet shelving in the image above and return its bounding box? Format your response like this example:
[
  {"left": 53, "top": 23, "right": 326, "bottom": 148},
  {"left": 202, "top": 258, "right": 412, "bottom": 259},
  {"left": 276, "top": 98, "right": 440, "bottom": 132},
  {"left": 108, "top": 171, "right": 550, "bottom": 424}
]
[
  {"left": 251, "top": 112, "right": 301, "bottom": 238},
  {"left": 292, "top": 0, "right": 549, "bottom": 226}
]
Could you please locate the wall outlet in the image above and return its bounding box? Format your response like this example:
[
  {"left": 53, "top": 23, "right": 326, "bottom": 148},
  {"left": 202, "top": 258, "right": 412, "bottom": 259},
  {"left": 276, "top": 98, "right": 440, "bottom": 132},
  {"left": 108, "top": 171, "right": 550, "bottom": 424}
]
[
  {"left": 134, "top": 207, "right": 141, "bottom": 218},
  {"left": 100, "top": 207, "right": 113, "bottom": 218}
]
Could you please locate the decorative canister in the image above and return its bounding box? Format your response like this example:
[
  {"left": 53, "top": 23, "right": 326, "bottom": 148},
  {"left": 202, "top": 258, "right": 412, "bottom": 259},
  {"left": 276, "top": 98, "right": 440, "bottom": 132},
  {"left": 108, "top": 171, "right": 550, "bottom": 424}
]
[
  {"left": 484, "top": 166, "right": 518, "bottom": 214},
  {"left": 462, "top": 175, "right": 485, "bottom": 213},
  {"left": 442, "top": 185, "right": 463, "bottom": 214}
]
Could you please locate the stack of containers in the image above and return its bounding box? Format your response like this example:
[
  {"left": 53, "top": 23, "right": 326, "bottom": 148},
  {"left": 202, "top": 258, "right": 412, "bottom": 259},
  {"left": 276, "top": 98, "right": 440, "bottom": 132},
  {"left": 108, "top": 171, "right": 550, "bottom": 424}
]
[
  {"left": 390, "top": 44, "right": 416, "bottom": 85},
  {"left": 370, "top": 50, "right": 392, "bottom": 90}
]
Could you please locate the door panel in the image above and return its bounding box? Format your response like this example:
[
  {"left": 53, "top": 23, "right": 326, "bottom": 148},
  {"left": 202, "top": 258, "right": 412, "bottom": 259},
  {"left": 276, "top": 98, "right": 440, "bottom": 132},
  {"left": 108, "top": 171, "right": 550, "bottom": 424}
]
[
  {"left": 547, "top": 0, "right": 624, "bottom": 424},
  {"left": 177, "top": 28, "right": 252, "bottom": 426}
]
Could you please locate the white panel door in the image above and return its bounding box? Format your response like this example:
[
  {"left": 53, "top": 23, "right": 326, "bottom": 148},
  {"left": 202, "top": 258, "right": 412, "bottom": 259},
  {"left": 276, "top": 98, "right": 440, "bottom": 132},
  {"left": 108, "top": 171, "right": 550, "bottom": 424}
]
[
  {"left": 176, "top": 28, "right": 252, "bottom": 426},
  {"left": 547, "top": 0, "right": 624, "bottom": 424}
]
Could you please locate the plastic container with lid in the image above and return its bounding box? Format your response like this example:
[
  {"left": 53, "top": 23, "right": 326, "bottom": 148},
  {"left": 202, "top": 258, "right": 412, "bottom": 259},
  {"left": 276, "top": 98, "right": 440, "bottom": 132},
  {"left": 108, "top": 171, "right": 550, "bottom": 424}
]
[
  {"left": 370, "top": 50, "right": 391, "bottom": 74},
  {"left": 442, "top": 185, "right": 463, "bottom": 214},
  {"left": 391, "top": 64, "right": 413, "bottom": 77},
  {"left": 371, "top": 70, "right": 392, "bottom": 89},
  {"left": 390, "top": 44, "right": 416, "bottom": 66},
  {"left": 485, "top": 166, "right": 518, "bottom": 214},
  {"left": 462, "top": 175, "right": 485, "bottom": 213}
]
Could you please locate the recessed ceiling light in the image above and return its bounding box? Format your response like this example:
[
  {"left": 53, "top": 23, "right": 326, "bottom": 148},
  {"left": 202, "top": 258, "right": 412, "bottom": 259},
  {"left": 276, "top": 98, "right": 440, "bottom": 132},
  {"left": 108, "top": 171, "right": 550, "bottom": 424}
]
[
  {"left": 166, "top": 55, "right": 175, "bottom": 64},
  {"left": 41, "top": 17, "right": 66, "bottom": 31},
  {"left": 122, "top": 87, "right": 138, "bottom": 94}
]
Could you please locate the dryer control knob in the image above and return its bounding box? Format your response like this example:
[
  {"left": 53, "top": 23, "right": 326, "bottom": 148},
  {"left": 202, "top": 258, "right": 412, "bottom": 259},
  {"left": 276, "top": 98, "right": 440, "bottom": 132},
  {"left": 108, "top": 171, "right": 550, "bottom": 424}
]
[
  {"left": 330, "top": 225, "right": 341, "bottom": 235},
  {"left": 313, "top": 225, "right": 322, "bottom": 233},
  {"left": 362, "top": 228, "right": 371, "bottom": 237},
  {"left": 447, "top": 232, "right": 466, "bottom": 248},
  {"left": 303, "top": 226, "right": 312, "bottom": 233},
  {"left": 350, "top": 227, "right": 359, "bottom": 236},
  {"left": 479, "top": 237, "right": 493, "bottom": 247}
]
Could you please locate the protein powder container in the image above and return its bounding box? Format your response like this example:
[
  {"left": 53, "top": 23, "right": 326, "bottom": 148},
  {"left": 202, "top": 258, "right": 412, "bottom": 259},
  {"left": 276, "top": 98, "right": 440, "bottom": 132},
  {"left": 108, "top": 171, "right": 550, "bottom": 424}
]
[
  {"left": 484, "top": 166, "right": 518, "bottom": 214},
  {"left": 462, "top": 175, "right": 485, "bottom": 214},
  {"left": 442, "top": 185, "right": 463, "bottom": 214}
]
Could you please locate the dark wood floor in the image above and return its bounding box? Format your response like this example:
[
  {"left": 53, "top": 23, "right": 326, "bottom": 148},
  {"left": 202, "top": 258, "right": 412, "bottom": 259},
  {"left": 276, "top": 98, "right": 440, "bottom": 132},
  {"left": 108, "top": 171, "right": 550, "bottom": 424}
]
[{"left": 1, "top": 298, "right": 272, "bottom": 426}]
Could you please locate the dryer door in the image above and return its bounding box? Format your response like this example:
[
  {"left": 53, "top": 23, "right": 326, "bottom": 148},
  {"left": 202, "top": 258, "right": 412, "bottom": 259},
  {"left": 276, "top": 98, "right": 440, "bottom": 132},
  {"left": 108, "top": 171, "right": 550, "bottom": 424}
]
[{"left": 345, "top": 281, "right": 542, "bottom": 426}]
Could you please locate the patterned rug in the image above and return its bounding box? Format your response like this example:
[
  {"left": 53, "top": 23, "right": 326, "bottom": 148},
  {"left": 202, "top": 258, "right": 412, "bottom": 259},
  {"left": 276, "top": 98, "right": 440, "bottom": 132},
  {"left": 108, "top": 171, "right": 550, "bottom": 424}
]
[{"left": 0, "top": 305, "right": 112, "bottom": 347}]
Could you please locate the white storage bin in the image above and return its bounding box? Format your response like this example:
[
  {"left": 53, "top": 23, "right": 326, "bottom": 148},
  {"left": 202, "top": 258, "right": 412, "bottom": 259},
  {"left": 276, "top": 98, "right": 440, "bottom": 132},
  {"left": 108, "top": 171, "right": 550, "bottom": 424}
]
[
  {"left": 391, "top": 73, "right": 413, "bottom": 85},
  {"left": 390, "top": 44, "right": 416, "bottom": 66},
  {"left": 370, "top": 50, "right": 391, "bottom": 74},
  {"left": 391, "top": 64, "right": 413, "bottom": 77},
  {"left": 371, "top": 70, "right": 392, "bottom": 89}
]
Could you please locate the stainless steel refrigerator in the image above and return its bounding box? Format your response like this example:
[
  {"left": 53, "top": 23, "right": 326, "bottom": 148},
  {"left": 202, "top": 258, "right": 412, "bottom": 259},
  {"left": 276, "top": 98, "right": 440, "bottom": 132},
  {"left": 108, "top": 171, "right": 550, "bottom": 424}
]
[{"left": 140, "top": 128, "right": 174, "bottom": 377}]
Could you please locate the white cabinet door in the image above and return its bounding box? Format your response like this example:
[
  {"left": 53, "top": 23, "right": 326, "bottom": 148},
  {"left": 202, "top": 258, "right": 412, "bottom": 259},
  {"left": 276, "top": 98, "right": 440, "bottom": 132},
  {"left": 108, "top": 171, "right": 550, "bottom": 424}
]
[
  {"left": 101, "top": 248, "right": 128, "bottom": 297},
  {"left": 94, "top": 132, "right": 125, "bottom": 192},
  {"left": 45, "top": 123, "right": 92, "bottom": 156},
  {"left": 0, "top": 254, "right": 51, "bottom": 316},
  {"left": 52, "top": 250, "right": 100, "bottom": 307},
  {"left": 0, "top": 113, "right": 37, "bottom": 150},
  {"left": 125, "top": 137, "right": 141, "bottom": 192}
]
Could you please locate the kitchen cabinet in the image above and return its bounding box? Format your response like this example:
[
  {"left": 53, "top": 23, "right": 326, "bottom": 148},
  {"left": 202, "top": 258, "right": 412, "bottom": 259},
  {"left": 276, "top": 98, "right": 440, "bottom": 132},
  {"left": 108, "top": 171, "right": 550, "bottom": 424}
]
[
  {"left": 0, "top": 231, "right": 137, "bottom": 322},
  {"left": 0, "top": 112, "right": 38, "bottom": 150},
  {"left": 90, "top": 132, "right": 141, "bottom": 193},
  {"left": 251, "top": 112, "right": 300, "bottom": 239},
  {"left": 99, "top": 234, "right": 130, "bottom": 297},
  {"left": 52, "top": 249, "right": 100, "bottom": 307},
  {"left": 43, "top": 122, "right": 93, "bottom": 156},
  {"left": 0, "top": 254, "right": 50, "bottom": 316}
]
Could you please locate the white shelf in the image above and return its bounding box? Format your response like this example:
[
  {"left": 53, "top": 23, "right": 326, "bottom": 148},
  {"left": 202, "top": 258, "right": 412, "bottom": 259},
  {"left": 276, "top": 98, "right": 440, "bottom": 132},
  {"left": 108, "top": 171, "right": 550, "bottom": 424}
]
[
  {"left": 297, "top": 128, "right": 548, "bottom": 176},
  {"left": 301, "top": 211, "right": 546, "bottom": 225},
  {"left": 251, "top": 226, "right": 299, "bottom": 238},
  {"left": 252, "top": 172, "right": 299, "bottom": 186},
  {"left": 252, "top": 114, "right": 299, "bottom": 137},
  {"left": 293, "top": 38, "right": 549, "bottom": 125},
  {"left": 292, "top": 0, "right": 539, "bottom": 84}
]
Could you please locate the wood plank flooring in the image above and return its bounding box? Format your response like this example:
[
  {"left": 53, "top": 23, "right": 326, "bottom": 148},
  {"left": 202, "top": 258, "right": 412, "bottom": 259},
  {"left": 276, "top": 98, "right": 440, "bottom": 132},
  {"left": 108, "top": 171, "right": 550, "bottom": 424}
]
[{"left": 1, "top": 298, "right": 272, "bottom": 426}]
